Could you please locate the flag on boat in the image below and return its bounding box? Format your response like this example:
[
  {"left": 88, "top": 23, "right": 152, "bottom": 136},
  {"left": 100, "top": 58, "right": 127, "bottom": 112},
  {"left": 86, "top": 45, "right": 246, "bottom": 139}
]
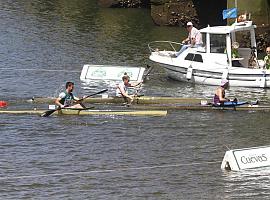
[{"left": 222, "top": 8, "right": 238, "bottom": 19}]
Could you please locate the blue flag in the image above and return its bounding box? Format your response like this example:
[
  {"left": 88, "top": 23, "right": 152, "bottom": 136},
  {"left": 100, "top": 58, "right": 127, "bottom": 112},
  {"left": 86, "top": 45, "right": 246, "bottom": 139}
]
[{"left": 222, "top": 8, "right": 238, "bottom": 19}]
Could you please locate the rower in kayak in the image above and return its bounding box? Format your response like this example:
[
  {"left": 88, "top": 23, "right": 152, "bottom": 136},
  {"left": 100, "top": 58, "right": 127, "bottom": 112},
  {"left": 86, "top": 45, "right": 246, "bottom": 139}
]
[
  {"left": 213, "top": 79, "right": 259, "bottom": 107},
  {"left": 213, "top": 79, "right": 232, "bottom": 106},
  {"left": 116, "top": 73, "right": 142, "bottom": 103},
  {"left": 55, "top": 82, "right": 85, "bottom": 109}
]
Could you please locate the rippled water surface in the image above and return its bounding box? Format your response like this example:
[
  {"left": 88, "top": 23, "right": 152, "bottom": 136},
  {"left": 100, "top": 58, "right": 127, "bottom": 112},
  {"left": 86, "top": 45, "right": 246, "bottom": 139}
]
[{"left": 1, "top": 0, "right": 270, "bottom": 199}]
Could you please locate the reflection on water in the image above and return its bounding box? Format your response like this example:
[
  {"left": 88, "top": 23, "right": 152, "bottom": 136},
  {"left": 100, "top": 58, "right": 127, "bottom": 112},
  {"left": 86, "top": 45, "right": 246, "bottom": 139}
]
[{"left": 222, "top": 168, "right": 270, "bottom": 198}]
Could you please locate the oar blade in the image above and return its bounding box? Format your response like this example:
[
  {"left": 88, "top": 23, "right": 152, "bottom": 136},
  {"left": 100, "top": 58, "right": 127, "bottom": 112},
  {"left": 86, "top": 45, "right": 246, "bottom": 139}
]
[{"left": 40, "top": 109, "right": 57, "bottom": 117}]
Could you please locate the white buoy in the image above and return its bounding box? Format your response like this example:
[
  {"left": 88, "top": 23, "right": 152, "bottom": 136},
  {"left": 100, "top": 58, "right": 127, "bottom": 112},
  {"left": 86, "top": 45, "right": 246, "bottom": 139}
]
[
  {"left": 186, "top": 66, "right": 193, "bottom": 80},
  {"left": 221, "top": 145, "right": 270, "bottom": 171}
]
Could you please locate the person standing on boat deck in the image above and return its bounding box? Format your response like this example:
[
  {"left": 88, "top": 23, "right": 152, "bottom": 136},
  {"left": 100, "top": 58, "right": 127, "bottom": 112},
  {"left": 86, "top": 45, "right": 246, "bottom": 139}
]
[
  {"left": 55, "top": 82, "right": 85, "bottom": 109},
  {"left": 116, "top": 73, "right": 142, "bottom": 103},
  {"left": 173, "top": 22, "right": 203, "bottom": 57},
  {"left": 264, "top": 47, "right": 270, "bottom": 69},
  {"left": 231, "top": 42, "right": 243, "bottom": 67},
  {"left": 213, "top": 79, "right": 230, "bottom": 105},
  {"left": 231, "top": 42, "right": 240, "bottom": 59}
]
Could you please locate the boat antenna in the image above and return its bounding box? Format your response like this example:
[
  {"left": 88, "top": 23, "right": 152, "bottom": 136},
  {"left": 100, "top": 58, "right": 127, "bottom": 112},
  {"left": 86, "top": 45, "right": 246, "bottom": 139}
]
[{"left": 235, "top": 0, "right": 238, "bottom": 23}]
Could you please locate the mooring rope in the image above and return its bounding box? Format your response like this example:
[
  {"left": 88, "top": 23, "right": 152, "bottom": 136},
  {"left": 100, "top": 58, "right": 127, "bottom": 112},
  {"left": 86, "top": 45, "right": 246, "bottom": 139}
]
[
  {"left": 0, "top": 161, "right": 220, "bottom": 181},
  {"left": 0, "top": 68, "right": 80, "bottom": 73}
]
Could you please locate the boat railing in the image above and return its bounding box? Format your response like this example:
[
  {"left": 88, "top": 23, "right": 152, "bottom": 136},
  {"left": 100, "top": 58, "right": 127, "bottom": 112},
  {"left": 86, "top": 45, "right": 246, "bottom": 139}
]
[{"left": 148, "top": 41, "right": 182, "bottom": 53}]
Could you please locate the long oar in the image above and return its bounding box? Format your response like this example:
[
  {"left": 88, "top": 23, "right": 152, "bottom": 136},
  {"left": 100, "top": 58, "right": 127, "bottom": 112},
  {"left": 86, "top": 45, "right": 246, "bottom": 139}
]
[
  {"left": 142, "top": 65, "right": 154, "bottom": 82},
  {"left": 41, "top": 89, "right": 108, "bottom": 117}
]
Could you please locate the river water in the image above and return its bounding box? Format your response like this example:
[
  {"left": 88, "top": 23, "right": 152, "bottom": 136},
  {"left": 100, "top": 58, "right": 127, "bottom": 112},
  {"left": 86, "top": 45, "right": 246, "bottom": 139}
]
[{"left": 1, "top": 0, "right": 270, "bottom": 199}]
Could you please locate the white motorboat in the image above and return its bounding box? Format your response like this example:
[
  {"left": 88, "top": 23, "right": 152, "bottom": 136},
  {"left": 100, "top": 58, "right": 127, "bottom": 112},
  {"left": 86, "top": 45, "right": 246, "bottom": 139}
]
[{"left": 148, "top": 21, "right": 267, "bottom": 88}]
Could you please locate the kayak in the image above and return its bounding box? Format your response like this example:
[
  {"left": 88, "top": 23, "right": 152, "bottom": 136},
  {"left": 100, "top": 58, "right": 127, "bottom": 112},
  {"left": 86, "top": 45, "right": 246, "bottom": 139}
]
[
  {"left": 27, "top": 96, "right": 207, "bottom": 105},
  {"left": 0, "top": 108, "right": 167, "bottom": 116}
]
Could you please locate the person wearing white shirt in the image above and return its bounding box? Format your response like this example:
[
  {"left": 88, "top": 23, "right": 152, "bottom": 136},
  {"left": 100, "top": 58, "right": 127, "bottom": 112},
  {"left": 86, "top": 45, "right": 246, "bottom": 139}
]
[
  {"left": 116, "top": 73, "right": 142, "bottom": 104},
  {"left": 173, "top": 22, "right": 203, "bottom": 57}
]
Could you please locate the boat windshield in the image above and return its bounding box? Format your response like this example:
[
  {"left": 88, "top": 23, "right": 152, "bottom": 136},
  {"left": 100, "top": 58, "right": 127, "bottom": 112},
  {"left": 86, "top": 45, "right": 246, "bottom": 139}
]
[{"left": 210, "top": 34, "right": 226, "bottom": 54}]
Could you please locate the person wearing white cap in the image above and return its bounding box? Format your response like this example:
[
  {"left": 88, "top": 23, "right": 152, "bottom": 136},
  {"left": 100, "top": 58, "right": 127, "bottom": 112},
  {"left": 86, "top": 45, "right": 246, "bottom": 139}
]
[
  {"left": 172, "top": 21, "right": 203, "bottom": 57},
  {"left": 213, "top": 79, "right": 230, "bottom": 105}
]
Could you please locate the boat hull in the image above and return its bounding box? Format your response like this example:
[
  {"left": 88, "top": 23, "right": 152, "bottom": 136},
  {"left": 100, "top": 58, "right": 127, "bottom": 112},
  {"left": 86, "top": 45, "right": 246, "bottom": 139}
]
[
  {"left": 0, "top": 109, "right": 167, "bottom": 116},
  {"left": 152, "top": 60, "right": 270, "bottom": 88},
  {"left": 28, "top": 96, "right": 207, "bottom": 105},
  {"left": 59, "top": 109, "right": 167, "bottom": 116},
  {"left": 133, "top": 104, "right": 270, "bottom": 111}
]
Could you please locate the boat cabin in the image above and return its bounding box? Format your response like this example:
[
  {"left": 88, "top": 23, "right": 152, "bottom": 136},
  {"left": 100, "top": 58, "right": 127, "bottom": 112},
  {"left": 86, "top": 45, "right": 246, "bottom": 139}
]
[{"left": 199, "top": 21, "right": 258, "bottom": 68}]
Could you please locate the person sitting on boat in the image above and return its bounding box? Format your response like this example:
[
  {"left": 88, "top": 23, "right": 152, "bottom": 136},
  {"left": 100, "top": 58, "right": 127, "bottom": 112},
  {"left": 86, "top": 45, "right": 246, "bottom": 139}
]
[
  {"left": 213, "top": 79, "right": 230, "bottom": 106},
  {"left": 55, "top": 81, "right": 85, "bottom": 109},
  {"left": 116, "top": 73, "right": 142, "bottom": 103},
  {"left": 172, "top": 22, "right": 203, "bottom": 57},
  {"left": 264, "top": 46, "right": 270, "bottom": 69}
]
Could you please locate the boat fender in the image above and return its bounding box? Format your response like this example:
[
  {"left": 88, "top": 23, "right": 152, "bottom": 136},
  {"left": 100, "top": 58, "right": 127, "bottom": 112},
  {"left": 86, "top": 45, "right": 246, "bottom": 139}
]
[
  {"left": 259, "top": 71, "right": 266, "bottom": 88},
  {"left": 222, "top": 70, "right": 229, "bottom": 80},
  {"left": 186, "top": 66, "right": 193, "bottom": 80}
]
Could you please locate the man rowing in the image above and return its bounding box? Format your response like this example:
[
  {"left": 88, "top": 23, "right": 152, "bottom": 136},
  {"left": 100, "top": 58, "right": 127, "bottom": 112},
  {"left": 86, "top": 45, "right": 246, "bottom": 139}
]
[
  {"left": 55, "top": 82, "right": 85, "bottom": 109},
  {"left": 213, "top": 79, "right": 231, "bottom": 106},
  {"left": 116, "top": 73, "right": 142, "bottom": 104}
]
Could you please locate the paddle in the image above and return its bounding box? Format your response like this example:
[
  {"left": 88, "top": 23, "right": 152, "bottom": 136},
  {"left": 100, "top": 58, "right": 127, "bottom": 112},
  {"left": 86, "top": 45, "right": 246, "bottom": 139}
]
[
  {"left": 41, "top": 89, "right": 108, "bottom": 117},
  {"left": 75, "top": 89, "right": 108, "bottom": 102}
]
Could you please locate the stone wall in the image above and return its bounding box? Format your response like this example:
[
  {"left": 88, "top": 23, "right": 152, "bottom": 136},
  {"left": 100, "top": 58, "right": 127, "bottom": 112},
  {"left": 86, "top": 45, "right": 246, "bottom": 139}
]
[{"left": 150, "top": 0, "right": 199, "bottom": 27}]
